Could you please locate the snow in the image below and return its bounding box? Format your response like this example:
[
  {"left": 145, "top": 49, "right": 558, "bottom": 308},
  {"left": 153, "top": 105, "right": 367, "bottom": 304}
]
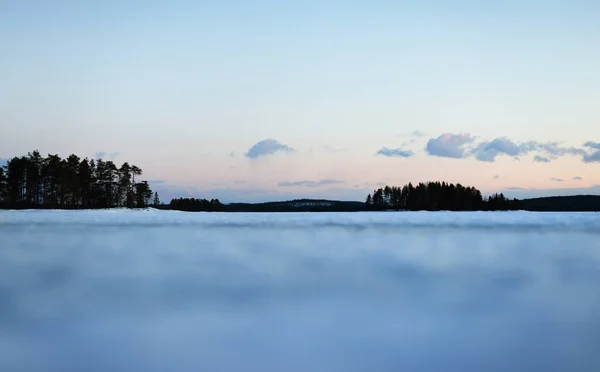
[
  {"left": 1, "top": 209, "right": 600, "bottom": 230},
  {"left": 1, "top": 210, "right": 599, "bottom": 371}
]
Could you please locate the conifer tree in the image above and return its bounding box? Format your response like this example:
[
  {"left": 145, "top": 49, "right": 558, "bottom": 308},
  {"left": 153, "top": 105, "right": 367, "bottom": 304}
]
[{"left": 0, "top": 150, "right": 154, "bottom": 210}]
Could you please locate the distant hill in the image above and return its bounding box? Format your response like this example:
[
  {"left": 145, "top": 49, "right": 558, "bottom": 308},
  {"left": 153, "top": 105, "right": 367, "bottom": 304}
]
[
  {"left": 160, "top": 195, "right": 600, "bottom": 213},
  {"left": 224, "top": 199, "right": 367, "bottom": 212},
  {"left": 519, "top": 195, "right": 600, "bottom": 212}
]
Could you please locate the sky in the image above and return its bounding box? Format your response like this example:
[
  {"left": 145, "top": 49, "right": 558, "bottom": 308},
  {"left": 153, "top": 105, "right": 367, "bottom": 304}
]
[{"left": 1, "top": 0, "right": 599, "bottom": 202}]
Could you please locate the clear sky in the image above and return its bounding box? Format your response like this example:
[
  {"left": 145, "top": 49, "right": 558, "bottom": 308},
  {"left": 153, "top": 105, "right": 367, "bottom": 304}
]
[{"left": 1, "top": 0, "right": 599, "bottom": 202}]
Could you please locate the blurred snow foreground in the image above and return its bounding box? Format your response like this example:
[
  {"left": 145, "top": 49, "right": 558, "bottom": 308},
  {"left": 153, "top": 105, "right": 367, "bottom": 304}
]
[{"left": 1, "top": 210, "right": 599, "bottom": 372}]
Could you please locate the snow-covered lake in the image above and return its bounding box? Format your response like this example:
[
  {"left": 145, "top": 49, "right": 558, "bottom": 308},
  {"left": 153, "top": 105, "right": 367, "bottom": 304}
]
[{"left": 1, "top": 210, "right": 599, "bottom": 372}]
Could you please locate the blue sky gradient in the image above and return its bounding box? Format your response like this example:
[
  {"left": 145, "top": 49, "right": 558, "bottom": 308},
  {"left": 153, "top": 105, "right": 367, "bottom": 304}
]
[{"left": 1, "top": 1, "right": 599, "bottom": 202}]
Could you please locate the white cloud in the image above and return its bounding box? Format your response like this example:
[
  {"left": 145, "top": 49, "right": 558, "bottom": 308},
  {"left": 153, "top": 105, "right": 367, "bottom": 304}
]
[
  {"left": 376, "top": 147, "right": 414, "bottom": 158},
  {"left": 582, "top": 142, "right": 600, "bottom": 163},
  {"left": 536, "top": 143, "right": 585, "bottom": 157},
  {"left": 424, "top": 135, "right": 588, "bottom": 163},
  {"left": 471, "top": 138, "right": 548, "bottom": 162},
  {"left": 533, "top": 155, "right": 551, "bottom": 163},
  {"left": 245, "top": 139, "right": 295, "bottom": 159},
  {"left": 425, "top": 133, "right": 474, "bottom": 159},
  {"left": 584, "top": 141, "right": 600, "bottom": 150}
]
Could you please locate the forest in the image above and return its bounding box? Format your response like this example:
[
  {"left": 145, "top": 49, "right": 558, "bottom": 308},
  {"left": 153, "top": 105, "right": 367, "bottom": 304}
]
[
  {"left": 0, "top": 150, "right": 156, "bottom": 209},
  {"left": 366, "top": 182, "right": 520, "bottom": 211},
  {"left": 168, "top": 198, "right": 224, "bottom": 212}
]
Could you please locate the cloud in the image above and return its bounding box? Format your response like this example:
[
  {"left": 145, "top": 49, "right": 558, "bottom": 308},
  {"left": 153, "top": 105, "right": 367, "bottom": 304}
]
[
  {"left": 421, "top": 134, "right": 600, "bottom": 163},
  {"left": 583, "top": 152, "right": 600, "bottom": 163},
  {"left": 278, "top": 179, "right": 345, "bottom": 188},
  {"left": 464, "top": 137, "right": 587, "bottom": 163},
  {"left": 584, "top": 141, "right": 600, "bottom": 150},
  {"left": 505, "top": 187, "right": 527, "bottom": 191},
  {"left": 245, "top": 139, "right": 295, "bottom": 159},
  {"left": 582, "top": 142, "right": 600, "bottom": 163},
  {"left": 493, "top": 175, "right": 500, "bottom": 180},
  {"left": 420, "top": 133, "right": 594, "bottom": 163},
  {"left": 550, "top": 178, "right": 564, "bottom": 182},
  {"left": 376, "top": 147, "right": 414, "bottom": 158},
  {"left": 397, "top": 130, "right": 427, "bottom": 138},
  {"left": 573, "top": 176, "right": 583, "bottom": 181},
  {"left": 95, "top": 152, "right": 119, "bottom": 160},
  {"left": 537, "top": 143, "right": 585, "bottom": 157},
  {"left": 533, "top": 155, "right": 551, "bottom": 163},
  {"left": 425, "top": 133, "right": 474, "bottom": 159},
  {"left": 471, "top": 137, "right": 537, "bottom": 162}
]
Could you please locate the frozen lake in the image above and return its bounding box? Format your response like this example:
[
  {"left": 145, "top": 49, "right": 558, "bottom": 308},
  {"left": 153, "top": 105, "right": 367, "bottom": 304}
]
[{"left": 1, "top": 210, "right": 599, "bottom": 372}]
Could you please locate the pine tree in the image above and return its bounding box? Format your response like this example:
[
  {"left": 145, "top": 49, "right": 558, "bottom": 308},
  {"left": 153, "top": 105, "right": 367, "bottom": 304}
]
[
  {"left": 26, "top": 151, "right": 43, "bottom": 205},
  {"left": 118, "top": 162, "right": 133, "bottom": 208},
  {"left": 153, "top": 192, "right": 160, "bottom": 207},
  {"left": 134, "top": 181, "right": 153, "bottom": 208},
  {"left": 6, "top": 157, "right": 26, "bottom": 206},
  {"left": 78, "top": 159, "right": 93, "bottom": 208},
  {"left": 0, "top": 166, "right": 7, "bottom": 204},
  {"left": 64, "top": 154, "right": 81, "bottom": 208},
  {"left": 366, "top": 181, "right": 487, "bottom": 212},
  {"left": 0, "top": 150, "right": 155, "bottom": 210},
  {"left": 42, "top": 154, "right": 63, "bottom": 208}
]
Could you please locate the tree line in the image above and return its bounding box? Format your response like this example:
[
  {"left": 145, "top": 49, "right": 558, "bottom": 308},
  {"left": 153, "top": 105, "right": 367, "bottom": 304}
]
[
  {"left": 366, "top": 182, "right": 520, "bottom": 211},
  {"left": 169, "top": 197, "right": 224, "bottom": 212},
  {"left": 0, "top": 150, "right": 157, "bottom": 209}
]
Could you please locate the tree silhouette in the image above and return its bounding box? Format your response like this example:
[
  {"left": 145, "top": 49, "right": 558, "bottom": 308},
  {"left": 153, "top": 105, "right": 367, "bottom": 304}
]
[
  {"left": 79, "top": 158, "right": 93, "bottom": 208},
  {"left": 170, "top": 197, "right": 224, "bottom": 212},
  {"left": 0, "top": 150, "right": 154, "bottom": 210},
  {"left": 0, "top": 167, "right": 6, "bottom": 202},
  {"left": 135, "top": 181, "right": 153, "bottom": 208},
  {"left": 131, "top": 165, "right": 142, "bottom": 185},
  {"left": 367, "top": 181, "right": 519, "bottom": 211}
]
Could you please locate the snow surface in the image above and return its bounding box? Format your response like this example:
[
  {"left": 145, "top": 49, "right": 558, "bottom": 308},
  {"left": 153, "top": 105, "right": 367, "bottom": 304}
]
[
  {"left": 1, "top": 208, "right": 600, "bottom": 229},
  {"left": 1, "top": 210, "right": 600, "bottom": 372}
]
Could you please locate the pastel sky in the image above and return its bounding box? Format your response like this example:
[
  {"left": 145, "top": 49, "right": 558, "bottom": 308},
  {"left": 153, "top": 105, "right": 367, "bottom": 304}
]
[{"left": 1, "top": 0, "right": 599, "bottom": 202}]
